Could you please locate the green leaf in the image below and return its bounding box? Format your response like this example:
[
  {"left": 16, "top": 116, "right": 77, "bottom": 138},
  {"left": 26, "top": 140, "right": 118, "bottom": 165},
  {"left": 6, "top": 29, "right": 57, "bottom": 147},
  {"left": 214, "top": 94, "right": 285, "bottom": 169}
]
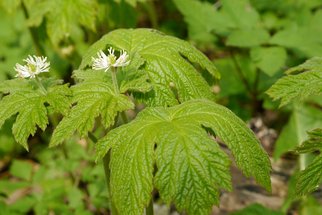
[
  {"left": 270, "top": 10, "right": 322, "bottom": 57},
  {"left": 27, "top": 0, "right": 97, "bottom": 45},
  {"left": 173, "top": 0, "right": 222, "bottom": 42},
  {"left": 296, "top": 128, "right": 322, "bottom": 153},
  {"left": 273, "top": 105, "right": 322, "bottom": 159},
  {"left": 267, "top": 57, "right": 322, "bottom": 107},
  {"left": 0, "top": 10, "right": 34, "bottom": 80},
  {"left": 270, "top": 28, "right": 322, "bottom": 57},
  {"left": 0, "top": 78, "right": 31, "bottom": 93},
  {"left": 294, "top": 128, "right": 322, "bottom": 196},
  {"left": 46, "top": 84, "right": 72, "bottom": 115},
  {"left": 79, "top": 28, "right": 219, "bottom": 107},
  {"left": 250, "top": 46, "right": 287, "bottom": 76},
  {"left": 174, "top": 0, "right": 262, "bottom": 42},
  {"left": 0, "top": 0, "right": 21, "bottom": 13},
  {"left": 96, "top": 99, "right": 271, "bottom": 214},
  {"left": 286, "top": 57, "right": 322, "bottom": 74},
  {"left": 215, "top": 58, "right": 247, "bottom": 97},
  {"left": 0, "top": 78, "right": 71, "bottom": 150},
  {"left": 10, "top": 160, "right": 33, "bottom": 181},
  {"left": 300, "top": 196, "right": 322, "bottom": 215},
  {"left": 113, "top": 0, "right": 146, "bottom": 7},
  {"left": 296, "top": 155, "right": 322, "bottom": 196},
  {"left": 49, "top": 70, "right": 134, "bottom": 147},
  {"left": 220, "top": 0, "right": 260, "bottom": 30},
  {"left": 118, "top": 54, "right": 151, "bottom": 93},
  {"left": 10, "top": 196, "right": 36, "bottom": 214},
  {"left": 229, "top": 203, "right": 283, "bottom": 215},
  {"left": 226, "top": 28, "right": 270, "bottom": 47}
]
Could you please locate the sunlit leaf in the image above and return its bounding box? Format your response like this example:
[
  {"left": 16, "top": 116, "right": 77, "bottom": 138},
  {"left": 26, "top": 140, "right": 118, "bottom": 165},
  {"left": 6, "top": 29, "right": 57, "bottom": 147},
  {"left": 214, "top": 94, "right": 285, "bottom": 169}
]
[
  {"left": 0, "top": 78, "right": 71, "bottom": 150},
  {"left": 294, "top": 129, "right": 322, "bottom": 196},
  {"left": 96, "top": 99, "right": 271, "bottom": 214},
  {"left": 267, "top": 57, "right": 322, "bottom": 107}
]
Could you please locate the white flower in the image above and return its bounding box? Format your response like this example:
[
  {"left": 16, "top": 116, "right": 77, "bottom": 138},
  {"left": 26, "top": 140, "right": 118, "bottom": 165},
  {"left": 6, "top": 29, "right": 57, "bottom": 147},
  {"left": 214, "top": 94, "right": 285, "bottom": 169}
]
[
  {"left": 14, "top": 55, "right": 50, "bottom": 78},
  {"left": 92, "top": 48, "right": 130, "bottom": 72}
]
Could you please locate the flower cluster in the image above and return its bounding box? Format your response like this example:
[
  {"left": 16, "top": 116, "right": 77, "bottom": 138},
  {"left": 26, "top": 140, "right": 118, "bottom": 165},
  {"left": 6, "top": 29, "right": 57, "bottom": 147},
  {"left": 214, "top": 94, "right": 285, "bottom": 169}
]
[
  {"left": 92, "top": 47, "right": 130, "bottom": 72},
  {"left": 14, "top": 55, "right": 50, "bottom": 78},
  {"left": 14, "top": 48, "right": 129, "bottom": 78}
]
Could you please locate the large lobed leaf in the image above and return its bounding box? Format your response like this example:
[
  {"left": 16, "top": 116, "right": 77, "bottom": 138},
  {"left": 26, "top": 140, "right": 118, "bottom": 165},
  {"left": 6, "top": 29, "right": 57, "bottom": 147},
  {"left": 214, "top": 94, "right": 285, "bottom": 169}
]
[
  {"left": 0, "top": 78, "right": 71, "bottom": 150},
  {"left": 79, "top": 28, "right": 219, "bottom": 107},
  {"left": 96, "top": 99, "right": 271, "bottom": 215},
  {"left": 49, "top": 70, "right": 135, "bottom": 147},
  {"left": 267, "top": 57, "right": 322, "bottom": 107},
  {"left": 295, "top": 129, "right": 322, "bottom": 196}
]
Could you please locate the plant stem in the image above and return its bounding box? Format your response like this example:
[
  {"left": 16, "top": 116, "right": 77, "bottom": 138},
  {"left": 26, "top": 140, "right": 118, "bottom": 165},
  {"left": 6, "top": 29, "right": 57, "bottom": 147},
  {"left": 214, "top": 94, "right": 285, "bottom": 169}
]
[
  {"left": 111, "top": 67, "right": 120, "bottom": 94},
  {"left": 120, "top": 111, "right": 129, "bottom": 123},
  {"left": 103, "top": 153, "right": 118, "bottom": 215},
  {"left": 88, "top": 131, "right": 118, "bottom": 214},
  {"left": 230, "top": 51, "right": 252, "bottom": 94},
  {"left": 35, "top": 77, "right": 47, "bottom": 94},
  {"left": 110, "top": 67, "right": 129, "bottom": 124},
  {"left": 88, "top": 132, "right": 98, "bottom": 143},
  {"left": 146, "top": 198, "right": 154, "bottom": 215},
  {"left": 230, "top": 51, "right": 262, "bottom": 115},
  {"left": 299, "top": 154, "right": 307, "bottom": 171}
]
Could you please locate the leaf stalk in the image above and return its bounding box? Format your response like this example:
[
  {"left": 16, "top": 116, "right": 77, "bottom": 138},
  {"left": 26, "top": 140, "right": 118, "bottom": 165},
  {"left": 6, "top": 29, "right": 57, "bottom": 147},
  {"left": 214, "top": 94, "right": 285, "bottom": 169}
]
[
  {"left": 146, "top": 198, "right": 154, "bottom": 215},
  {"left": 103, "top": 152, "right": 118, "bottom": 215},
  {"left": 111, "top": 67, "right": 120, "bottom": 94},
  {"left": 88, "top": 132, "right": 118, "bottom": 215},
  {"left": 35, "top": 77, "right": 47, "bottom": 94}
]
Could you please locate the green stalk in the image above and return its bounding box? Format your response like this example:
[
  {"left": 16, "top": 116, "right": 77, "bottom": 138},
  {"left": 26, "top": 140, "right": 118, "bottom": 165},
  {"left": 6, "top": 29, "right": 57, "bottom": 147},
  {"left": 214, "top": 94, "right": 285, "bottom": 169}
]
[
  {"left": 88, "top": 132, "right": 118, "bottom": 214},
  {"left": 293, "top": 105, "right": 309, "bottom": 171},
  {"left": 146, "top": 198, "right": 154, "bottom": 215},
  {"left": 111, "top": 67, "right": 120, "bottom": 94},
  {"left": 100, "top": 68, "right": 136, "bottom": 214},
  {"left": 35, "top": 77, "right": 47, "bottom": 94},
  {"left": 111, "top": 67, "right": 129, "bottom": 124},
  {"left": 103, "top": 153, "right": 118, "bottom": 215},
  {"left": 230, "top": 51, "right": 252, "bottom": 94},
  {"left": 299, "top": 154, "right": 307, "bottom": 171},
  {"left": 90, "top": 67, "right": 121, "bottom": 213}
]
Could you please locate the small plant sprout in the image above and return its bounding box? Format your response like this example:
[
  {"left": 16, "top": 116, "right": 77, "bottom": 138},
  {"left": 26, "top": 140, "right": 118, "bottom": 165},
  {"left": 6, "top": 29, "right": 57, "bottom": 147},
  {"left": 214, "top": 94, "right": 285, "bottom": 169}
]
[
  {"left": 92, "top": 48, "right": 130, "bottom": 72},
  {"left": 14, "top": 55, "right": 50, "bottom": 78}
]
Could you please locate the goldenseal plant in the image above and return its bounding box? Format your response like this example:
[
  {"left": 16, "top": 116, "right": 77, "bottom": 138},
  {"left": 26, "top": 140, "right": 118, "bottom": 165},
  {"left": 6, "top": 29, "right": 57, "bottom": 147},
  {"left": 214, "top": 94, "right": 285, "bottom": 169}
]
[
  {"left": 0, "top": 29, "right": 271, "bottom": 215},
  {"left": 0, "top": 55, "right": 71, "bottom": 149}
]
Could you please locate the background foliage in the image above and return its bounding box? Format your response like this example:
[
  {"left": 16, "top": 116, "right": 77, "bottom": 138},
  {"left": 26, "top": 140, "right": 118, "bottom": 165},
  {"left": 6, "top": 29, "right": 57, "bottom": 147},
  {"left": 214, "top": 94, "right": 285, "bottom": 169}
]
[{"left": 0, "top": 0, "right": 321, "bottom": 214}]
